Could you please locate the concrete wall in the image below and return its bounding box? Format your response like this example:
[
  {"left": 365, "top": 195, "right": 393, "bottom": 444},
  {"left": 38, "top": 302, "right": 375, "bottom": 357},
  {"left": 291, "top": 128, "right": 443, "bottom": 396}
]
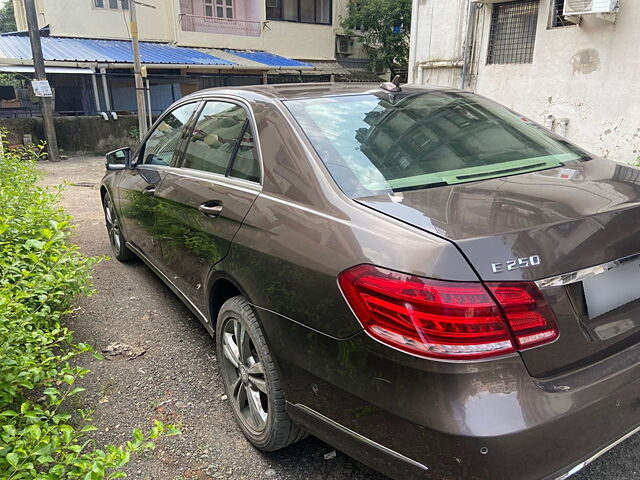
[
  {"left": 0, "top": 115, "right": 140, "bottom": 155},
  {"left": 410, "top": 0, "right": 640, "bottom": 164},
  {"left": 409, "top": 0, "right": 468, "bottom": 87}
]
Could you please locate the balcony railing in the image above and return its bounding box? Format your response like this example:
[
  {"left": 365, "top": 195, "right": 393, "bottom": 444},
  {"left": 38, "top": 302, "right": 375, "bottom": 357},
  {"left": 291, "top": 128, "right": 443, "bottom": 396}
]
[{"left": 179, "top": 14, "right": 261, "bottom": 37}]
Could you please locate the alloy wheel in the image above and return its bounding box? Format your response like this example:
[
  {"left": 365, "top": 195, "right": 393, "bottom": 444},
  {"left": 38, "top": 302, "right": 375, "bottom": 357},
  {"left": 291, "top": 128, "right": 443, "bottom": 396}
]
[
  {"left": 220, "top": 316, "right": 269, "bottom": 433},
  {"left": 104, "top": 195, "right": 122, "bottom": 253}
]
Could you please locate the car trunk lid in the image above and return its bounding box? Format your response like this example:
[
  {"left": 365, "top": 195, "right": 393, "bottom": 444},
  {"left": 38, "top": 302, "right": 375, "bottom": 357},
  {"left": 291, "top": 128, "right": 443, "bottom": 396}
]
[{"left": 355, "top": 159, "right": 640, "bottom": 377}]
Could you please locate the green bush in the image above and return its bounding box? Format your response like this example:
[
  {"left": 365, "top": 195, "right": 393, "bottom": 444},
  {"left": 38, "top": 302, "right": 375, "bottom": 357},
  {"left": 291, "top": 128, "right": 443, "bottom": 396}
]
[{"left": 0, "top": 144, "right": 178, "bottom": 479}]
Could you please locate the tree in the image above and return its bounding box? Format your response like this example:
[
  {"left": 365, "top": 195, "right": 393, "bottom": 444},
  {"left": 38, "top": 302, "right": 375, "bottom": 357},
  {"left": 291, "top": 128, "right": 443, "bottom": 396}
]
[
  {"left": 342, "top": 0, "right": 412, "bottom": 74},
  {"left": 0, "top": 1, "right": 16, "bottom": 33}
]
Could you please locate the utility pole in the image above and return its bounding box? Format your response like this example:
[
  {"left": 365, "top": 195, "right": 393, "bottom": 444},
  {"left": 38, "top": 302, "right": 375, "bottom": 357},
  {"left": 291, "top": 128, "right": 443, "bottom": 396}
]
[
  {"left": 129, "top": 0, "right": 148, "bottom": 140},
  {"left": 24, "top": 0, "right": 59, "bottom": 161}
]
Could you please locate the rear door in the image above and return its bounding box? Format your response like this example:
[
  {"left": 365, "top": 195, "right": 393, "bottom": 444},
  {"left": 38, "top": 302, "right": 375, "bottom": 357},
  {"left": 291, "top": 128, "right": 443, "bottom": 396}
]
[
  {"left": 154, "top": 99, "right": 262, "bottom": 313},
  {"left": 116, "top": 101, "right": 200, "bottom": 263}
]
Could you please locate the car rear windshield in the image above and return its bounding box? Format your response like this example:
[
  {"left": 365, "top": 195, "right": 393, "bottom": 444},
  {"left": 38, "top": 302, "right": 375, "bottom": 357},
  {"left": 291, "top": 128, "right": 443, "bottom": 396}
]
[{"left": 285, "top": 91, "right": 588, "bottom": 197}]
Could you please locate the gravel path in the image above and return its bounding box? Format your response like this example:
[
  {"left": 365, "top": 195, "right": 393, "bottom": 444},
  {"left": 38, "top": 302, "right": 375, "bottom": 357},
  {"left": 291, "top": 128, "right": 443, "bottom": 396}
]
[{"left": 37, "top": 157, "right": 639, "bottom": 480}]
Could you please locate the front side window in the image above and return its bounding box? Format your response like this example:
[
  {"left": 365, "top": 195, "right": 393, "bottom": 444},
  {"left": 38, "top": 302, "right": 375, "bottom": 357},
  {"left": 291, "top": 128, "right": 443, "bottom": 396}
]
[
  {"left": 487, "top": 0, "right": 539, "bottom": 65},
  {"left": 182, "top": 101, "right": 259, "bottom": 182},
  {"left": 267, "top": 0, "right": 330, "bottom": 24},
  {"left": 286, "top": 92, "right": 587, "bottom": 197},
  {"left": 141, "top": 103, "right": 199, "bottom": 166}
]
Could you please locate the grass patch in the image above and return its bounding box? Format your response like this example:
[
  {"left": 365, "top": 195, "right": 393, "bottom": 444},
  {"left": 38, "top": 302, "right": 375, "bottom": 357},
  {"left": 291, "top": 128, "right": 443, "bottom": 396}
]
[{"left": 0, "top": 143, "right": 178, "bottom": 479}]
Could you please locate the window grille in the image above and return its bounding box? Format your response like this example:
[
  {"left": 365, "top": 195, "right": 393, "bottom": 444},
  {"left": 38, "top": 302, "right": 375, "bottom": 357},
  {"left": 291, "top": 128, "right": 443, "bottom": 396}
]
[
  {"left": 94, "top": 0, "right": 129, "bottom": 9},
  {"left": 487, "top": 0, "right": 539, "bottom": 65}
]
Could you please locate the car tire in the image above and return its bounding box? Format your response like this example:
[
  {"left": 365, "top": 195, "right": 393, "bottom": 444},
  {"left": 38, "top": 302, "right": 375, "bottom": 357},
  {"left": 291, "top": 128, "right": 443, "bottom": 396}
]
[
  {"left": 216, "top": 295, "right": 307, "bottom": 451},
  {"left": 102, "top": 190, "right": 136, "bottom": 262}
]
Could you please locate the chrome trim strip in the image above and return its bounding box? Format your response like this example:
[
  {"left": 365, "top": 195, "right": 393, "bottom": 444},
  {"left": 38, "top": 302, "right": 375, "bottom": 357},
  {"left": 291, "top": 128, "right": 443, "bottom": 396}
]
[
  {"left": 166, "top": 167, "right": 262, "bottom": 194},
  {"left": 554, "top": 423, "right": 640, "bottom": 480},
  {"left": 292, "top": 403, "right": 430, "bottom": 472},
  {"left": 536, "top": 253, "right": 640, "bottom": 288}
]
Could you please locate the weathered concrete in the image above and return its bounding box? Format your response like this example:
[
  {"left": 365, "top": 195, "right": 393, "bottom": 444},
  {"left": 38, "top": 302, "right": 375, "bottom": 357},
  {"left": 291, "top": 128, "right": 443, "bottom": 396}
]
[
  {"left": 0, "top": 115, "right": 140, "bottom": 156},
  {"left": 409, "top": 0, "right": 640, "bottom": 164}
]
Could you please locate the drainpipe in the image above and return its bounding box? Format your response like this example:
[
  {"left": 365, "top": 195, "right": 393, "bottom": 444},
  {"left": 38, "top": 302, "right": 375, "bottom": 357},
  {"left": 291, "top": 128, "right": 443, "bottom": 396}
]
[
  {"left": 91, "top": 68, "right": 102, "bottom": 114},
  {"left": 556, "top": 118, "right": 569, "bottom": 137},
  {"left": 100, "top": 67, "right": 112, "bottom": 111},
  {"left": 460, "top": 0, "right": 478, "bottom": 90},
  {"left": 408, "top": 0, "right": 420, "bottom": 83},
  {"left": 544, "top": 114, "right": 555, "bottom": 131}
]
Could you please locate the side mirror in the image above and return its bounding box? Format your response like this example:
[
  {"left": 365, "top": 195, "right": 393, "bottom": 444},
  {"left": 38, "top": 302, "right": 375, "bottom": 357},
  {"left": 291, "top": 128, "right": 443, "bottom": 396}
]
[{"left": 105, "top": 147, "right": 132, "bottom": 170}]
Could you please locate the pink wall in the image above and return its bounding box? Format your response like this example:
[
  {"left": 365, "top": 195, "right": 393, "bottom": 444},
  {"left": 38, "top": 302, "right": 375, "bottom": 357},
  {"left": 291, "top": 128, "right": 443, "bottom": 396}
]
[{"left": 179, "top": 0, "right": 261, "bottom": 21}]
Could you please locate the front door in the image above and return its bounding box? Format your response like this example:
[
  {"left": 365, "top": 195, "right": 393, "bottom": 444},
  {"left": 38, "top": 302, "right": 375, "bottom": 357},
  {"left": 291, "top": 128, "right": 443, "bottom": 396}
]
[
  {"left": 117, "top": 101, "right": 200, "bottom": 264},
  {"left": 154, "top": 100, "right": 262, "bottom": 313}
]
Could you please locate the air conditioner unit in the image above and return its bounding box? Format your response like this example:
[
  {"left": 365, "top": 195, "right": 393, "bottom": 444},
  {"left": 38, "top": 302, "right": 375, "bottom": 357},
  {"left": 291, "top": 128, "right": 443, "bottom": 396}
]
[
  {"left": 336, "top": 36, "right": 354, "bottom": 56},
  {"left": 564, "top": 0, "right": 619, "bottom": 15}
]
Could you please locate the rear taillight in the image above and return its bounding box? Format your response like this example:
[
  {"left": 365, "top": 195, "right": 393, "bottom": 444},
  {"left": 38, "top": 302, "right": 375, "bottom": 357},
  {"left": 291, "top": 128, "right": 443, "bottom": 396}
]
[
  {"left": 338, "top": 265, "right": 558, "bottom": 360},
  {"left": 485, "top": 282, "right": 559, "bottom": 349}
]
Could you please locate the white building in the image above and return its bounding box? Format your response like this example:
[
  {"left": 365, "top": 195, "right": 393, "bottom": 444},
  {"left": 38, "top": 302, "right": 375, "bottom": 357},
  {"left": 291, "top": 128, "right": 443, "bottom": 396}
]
[{"left": 409, "top": 0, "right": 639, "bottom": 163}]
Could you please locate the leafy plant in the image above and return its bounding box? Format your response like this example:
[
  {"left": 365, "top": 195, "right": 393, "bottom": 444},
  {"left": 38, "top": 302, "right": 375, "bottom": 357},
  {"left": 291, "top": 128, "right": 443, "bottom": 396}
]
[
  {"left": 0, "top": 1, "right": 16, "bottom": 34},
  {"left": 0, "top": 131, "right": 179, "bottom": 479},
  {"left": 128, "top": 126, "right": 139, "bottom": 140},
  {"left": 5, "top": 141, "right": 46, "bottom": 162},
  {"left": 341, "top": 0, "right": 412, "bottom": 74}
]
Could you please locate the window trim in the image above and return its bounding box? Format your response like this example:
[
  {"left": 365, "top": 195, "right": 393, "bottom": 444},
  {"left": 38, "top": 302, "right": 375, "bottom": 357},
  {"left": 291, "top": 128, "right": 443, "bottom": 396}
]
[
  {"left": 266, "top": 0, "right": 332, "bottom": 26},
  {"left": 175, "top": 96, "right": 264, "bottom": 186}
]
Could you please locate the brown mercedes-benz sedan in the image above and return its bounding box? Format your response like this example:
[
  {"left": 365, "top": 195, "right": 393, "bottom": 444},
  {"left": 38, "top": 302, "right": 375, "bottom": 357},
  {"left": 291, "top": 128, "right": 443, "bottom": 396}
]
[{"left": 100, "top": 83, "right": 640, "bottom": 480}]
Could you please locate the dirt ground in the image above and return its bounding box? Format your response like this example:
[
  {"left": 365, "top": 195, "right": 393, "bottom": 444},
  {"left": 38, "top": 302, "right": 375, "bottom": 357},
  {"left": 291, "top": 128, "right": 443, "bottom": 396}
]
[{"left": 38, "top": 156, "right": 640, "bottom": 480}]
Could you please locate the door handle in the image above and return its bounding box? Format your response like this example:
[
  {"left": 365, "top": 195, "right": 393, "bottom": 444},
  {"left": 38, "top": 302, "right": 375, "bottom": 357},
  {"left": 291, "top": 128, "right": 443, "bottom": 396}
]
[
  {"left": 199, "top": 203, "right": 223, "bottom": 218},
  {"left": 142, "top": 185, "right": 156, "bottom": 197}
]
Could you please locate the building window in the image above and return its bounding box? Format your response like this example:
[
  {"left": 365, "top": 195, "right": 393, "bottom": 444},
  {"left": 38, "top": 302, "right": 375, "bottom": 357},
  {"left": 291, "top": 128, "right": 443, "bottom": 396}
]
[
  {"left": 204, "top": 0, "right": 234, "bottom": 19},
  {"left": 94, "top": 0, "right": 129, "bottom": 9},
  {"left": 266, "top": 0, "right": 331, "bottom": 24},
  {"left": 487, "top": 0, "right": 539, "bottom": 65},
  {"left": 550, "top": 0, "right": 573, "bottom": 27}
]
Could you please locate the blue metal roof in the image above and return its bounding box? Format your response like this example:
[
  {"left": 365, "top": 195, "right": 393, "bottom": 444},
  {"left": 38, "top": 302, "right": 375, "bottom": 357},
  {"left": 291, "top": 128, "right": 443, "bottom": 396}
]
[
  {"left": 0, "top": 35, "right": 234, "bottom": 65},
  {"left": 224, "top": 49, "right": 314, "bottom": 68}
]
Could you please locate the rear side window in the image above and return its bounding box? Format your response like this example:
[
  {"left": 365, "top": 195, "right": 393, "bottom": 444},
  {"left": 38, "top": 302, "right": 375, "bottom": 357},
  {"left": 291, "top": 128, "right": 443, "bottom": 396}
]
[
  {"left": 229, "top": 127, "right": 260, "bottom": 183},
  {"left": 285, "top": 92, "right": 588, "bottom": 197},
  {"left": 182, "top": 101, "right": 259, "bottom": 182},
  {"left": 142, "top": 102, "right": 198, "bottom": 166}
]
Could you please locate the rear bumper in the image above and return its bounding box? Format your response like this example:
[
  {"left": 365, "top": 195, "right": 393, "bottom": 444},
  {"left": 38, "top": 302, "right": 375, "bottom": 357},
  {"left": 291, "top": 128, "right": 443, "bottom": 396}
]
[
  {"left": 258, "top": 308, "right": 640, "bottom": 480},
  {"left": 288, "top": 400, "right": 640, "bottom": 480},
  {"left": 549, "top": 423, "right": 640, "bottom": 480}
]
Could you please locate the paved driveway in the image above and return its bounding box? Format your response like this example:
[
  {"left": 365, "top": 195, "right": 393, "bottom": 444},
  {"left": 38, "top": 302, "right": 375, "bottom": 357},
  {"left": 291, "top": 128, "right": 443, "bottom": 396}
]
[{"left": 38, "top": 157, "right": 639, "bottom": 480}]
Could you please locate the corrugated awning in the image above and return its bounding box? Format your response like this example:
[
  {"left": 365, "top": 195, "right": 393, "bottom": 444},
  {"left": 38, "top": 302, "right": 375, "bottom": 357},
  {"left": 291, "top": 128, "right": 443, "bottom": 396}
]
[
  {"left": 279, "top": 59, "right": 383, "bottom": 82},
  {"left": 223, "top": 49, "right": 314, "bottom": 68},
  {"left": 0, "top": 35, "right": 317, "bottom": 71},
  {"left": 0, "top": 65, "right": 94, "bottom": 74},
  {"left": 195, "top": 48, "right": 316, "bottom": 70},
  {"left": 277, "top": 60, "right": 349, "bottom": 76},
  {"left": 0, "top": 35, "right": 235, "bottom": 65}
]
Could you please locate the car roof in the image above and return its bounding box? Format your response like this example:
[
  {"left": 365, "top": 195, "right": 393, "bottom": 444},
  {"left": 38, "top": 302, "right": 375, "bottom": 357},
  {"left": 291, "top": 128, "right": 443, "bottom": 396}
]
[{"left": 185, "top": 82, "right": 453, "bottom": 102}]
